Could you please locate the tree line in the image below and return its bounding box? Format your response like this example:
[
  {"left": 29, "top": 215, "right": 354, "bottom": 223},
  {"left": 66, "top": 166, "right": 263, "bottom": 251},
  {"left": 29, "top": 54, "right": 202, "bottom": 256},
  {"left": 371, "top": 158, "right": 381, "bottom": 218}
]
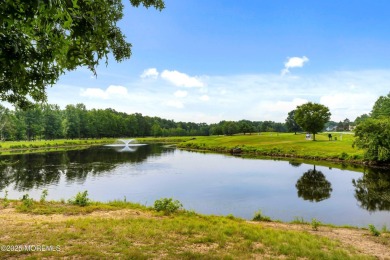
[{"left": 0, "top": 103, "right": 288, "bottom": 141}]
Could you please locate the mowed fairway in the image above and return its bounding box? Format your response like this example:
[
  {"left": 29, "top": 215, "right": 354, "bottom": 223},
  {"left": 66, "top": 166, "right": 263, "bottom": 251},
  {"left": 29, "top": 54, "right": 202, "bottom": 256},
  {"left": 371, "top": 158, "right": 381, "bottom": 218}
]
[{"left": 177, "top": 132, "right": 364, "bottom": 161}]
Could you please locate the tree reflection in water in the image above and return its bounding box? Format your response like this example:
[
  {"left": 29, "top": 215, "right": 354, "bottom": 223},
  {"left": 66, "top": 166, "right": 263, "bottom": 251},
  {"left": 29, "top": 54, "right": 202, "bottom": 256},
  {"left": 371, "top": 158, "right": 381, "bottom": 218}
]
[
  {"left": 352, "top": 168, "right": 390, "bottom": 211},
  {"left": 295, "top": 165, "right": 333, "bottom": 202},
  {"left": 0, "top": 144, "right": 171, "bottom": 192}
]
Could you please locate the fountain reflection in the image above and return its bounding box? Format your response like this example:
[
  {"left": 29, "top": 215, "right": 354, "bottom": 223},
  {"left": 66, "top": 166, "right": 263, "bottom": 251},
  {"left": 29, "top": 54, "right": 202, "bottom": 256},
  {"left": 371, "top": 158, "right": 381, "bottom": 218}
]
[{"left": 105, "top": 139, "right": 148, "bottom": 152}]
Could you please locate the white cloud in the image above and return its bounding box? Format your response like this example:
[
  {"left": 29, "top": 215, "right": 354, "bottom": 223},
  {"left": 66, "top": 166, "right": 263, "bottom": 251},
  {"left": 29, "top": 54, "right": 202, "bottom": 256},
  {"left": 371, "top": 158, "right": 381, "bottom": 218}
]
[
  {"left": 52, "top": 69, "right": 390, "bottom": 124},
  {"left": 80, "top": 88, "right": 108, "bottom": 99},
  {"left": 164, "top": 100, "right": 184, "bottom": 108},
  {"left": 174, "top": 90, "right": 188, "bottom": 98},
  {"left": 320, "top": 92, "right": 377, "bottom": 120},
  {"left": 199, "top": 95, "right": 210, "bottom": 101},
  {"left": 161, "top": 70, "right": 204, "bottom": 88},
  {"left": 80, "top": 85, "right": 128, "bottom": 99},
  {"left": 281, "top": 56, "right": 309, "bottom": 75},
  {"left": 140, "top": 68, "right": 159, "bottom": 78}
]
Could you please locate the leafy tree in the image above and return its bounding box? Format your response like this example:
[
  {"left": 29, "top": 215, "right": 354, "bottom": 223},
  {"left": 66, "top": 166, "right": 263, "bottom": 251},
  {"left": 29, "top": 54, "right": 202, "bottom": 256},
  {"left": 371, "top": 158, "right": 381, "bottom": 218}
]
[
  {"left": 294, "top": 102, "right": 331, "bottom": 141},
  {"left": 354, "top": 114, "right": 370, "bottom": 125},
  {"left": 343, "top": 118, "right": 350, "bottom": 131},
  {"left": 371, "top": 93, "right": 390, "bottom": 119},
  {"left": 222, "top": 121, "right": 239, "bottom": 136},
  {"left": 43, "top": 104, "right": 63, "bottom": 140},
  {"left": 353, "top": 118, "right": 390, "bottom": 162},
  {"left": 0, "top": 0, "right": 165, "bottom": 108},
  {"left": 63, "top": 105, "right": 80, "bottom": 139},
  {"left": 0, "top": 105, "right": 11, "bottom": 140},
  {"left": 151, "top": 123, "right": 163, "bottom": 137},
  {"left": 285, "top": 110, "right": 302, "bottom": 134}
]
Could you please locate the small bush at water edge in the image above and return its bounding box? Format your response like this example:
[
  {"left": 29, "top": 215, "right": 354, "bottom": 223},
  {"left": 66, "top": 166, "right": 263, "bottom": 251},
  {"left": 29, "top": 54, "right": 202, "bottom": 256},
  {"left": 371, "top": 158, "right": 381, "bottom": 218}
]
[
  {"left": 21, "top": 194, "right": 34, "bottom": 208},
  {"left": 68, "top": 191, "right": 90, "bottom": 207},
  {"left": 311, "top": 218, "right": 321, "bottom": 231},
  {"left": 153, "top": 198, "right": 182, "bottom": 215},
  {"left": 252, "top": 210, "right": 271, "bottom": 222},
  {"left": 368, "top": 224, "right": 381, "bottom": 236}
]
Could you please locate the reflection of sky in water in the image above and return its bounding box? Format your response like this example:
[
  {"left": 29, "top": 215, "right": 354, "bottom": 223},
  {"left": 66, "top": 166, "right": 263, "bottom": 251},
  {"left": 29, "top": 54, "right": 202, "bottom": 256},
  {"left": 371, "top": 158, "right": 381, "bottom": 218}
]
[{"left": 2, "top": 146, "right": 390, "bottom": 228}]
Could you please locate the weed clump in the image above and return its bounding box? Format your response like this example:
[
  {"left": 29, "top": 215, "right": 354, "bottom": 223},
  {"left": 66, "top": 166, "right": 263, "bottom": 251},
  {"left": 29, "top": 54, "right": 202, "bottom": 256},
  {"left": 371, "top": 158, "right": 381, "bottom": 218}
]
[
  {"left": 21, "top": 194, "right": 34, "bottom": 208},
  {"left": 2, "top": 190, "right": 10, "bottom": 208},
  {"left": 153, "top": 198, "right": 182, "bottom": 215},
  {"left": 368, "top": 224, "right": 381, "bottom": 236},
  {"left": 68, "top": 190, "right": 90, "bottom": 207},
  {"left": 311, "top": 218, "right": 321, "bottom": 231},
  {"left": 40, "top": 189, "right": 48, "bottom": 203},
  {"left": 252, "top": 210, "right": 271, "bottom": 222}
]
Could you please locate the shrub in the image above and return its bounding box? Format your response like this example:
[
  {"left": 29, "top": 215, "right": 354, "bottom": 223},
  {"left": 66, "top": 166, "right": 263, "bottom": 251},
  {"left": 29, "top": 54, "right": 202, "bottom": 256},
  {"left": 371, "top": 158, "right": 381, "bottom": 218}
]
[
  {"left": 368, "top": 224, "right": 381, "bottom": 236},
  {"left": 153, "top": 198, "right": 182, "bottom": 215},
  {"left": 21, "top": 194, "right": 34, "bottom": 208},
  {"left": 338, "top": 152, "right": 348, "bottom": 160},
  {"left": 382, "top": 225, "right": 388, "bottom": 233},
  {"left": 68, "top": 190, "right": 90, "bottom": 207},
  {"left": 3, "top": 190, "right": 9, "bottom": 208},
  {"left": 252, "top": 210, "right": 271, "bottom": 222},
  {"left": 311, "top": 218, "right": 321, "bottom": 231},
  {"left": 40, "top": 189, "right": 48, "bottom": 203}
]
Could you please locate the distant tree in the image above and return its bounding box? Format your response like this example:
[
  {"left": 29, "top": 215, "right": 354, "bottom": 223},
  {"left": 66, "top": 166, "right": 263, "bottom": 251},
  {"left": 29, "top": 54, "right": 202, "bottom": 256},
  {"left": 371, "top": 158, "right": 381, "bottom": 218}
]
[
  {"left": 43, "top": 104, "right": 63, "bottom": 140},
  {"left": 1, "top": 0, "right": 165, "bottom": 108},
  {"left": 0, "top": 105, "right": 10, "bottom": 140},
  {"left": 336, "top": 121, "right": 344, "bottom": 131},
  {"left": 294, "top": 102, "right": 331, "bottom": 141},
  {"left": 222, "top": 121, "right": 238, "bottom": 136},
  {"left": 285, "top": 110, "right": 302, "bottom": 134},
  {"left": 239, "top": 120, "right": 255, "bottom": 135},
  {"left": 342, "top": 118, "right": 350, "bottom": 131},
  {"left": 371, "top": 93, "right": 390, "bottom": 118},
  {"left": 353, "top": 118, "right": 390, "bottom": 162}
]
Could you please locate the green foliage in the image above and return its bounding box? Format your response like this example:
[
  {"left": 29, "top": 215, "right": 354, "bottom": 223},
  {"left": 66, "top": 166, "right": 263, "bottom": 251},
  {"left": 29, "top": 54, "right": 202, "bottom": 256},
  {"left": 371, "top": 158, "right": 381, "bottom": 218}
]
[
  {"left": 153, "top": 198, "right": 183, "bottom": 215},
  {"left": 353, "top": 118, "right": 390, "bottom": 162},
  {"left": 40, "top": 189, "right": 49, "bottom": 203},
  {"left": 285, "top": 110, "right": 303, "bottom": 134},
  {"left": 371, "top": 93, "right": 390, "bottom": 118},
  {"left": 0, "top": 0, "right": 164, "bottom": 108},
  {"left": 2, "top": 190, "right": 10, "bottom": 208},
  {"left": 68, "top": 191, "right": 90, "bottom": 207},
  {"left": 294, "top": 102, "right": 331, "bottom": 141},
  {"left": 382, "top": 225, "right": 388, "bottom": 233},
  {"left": 368, "top": 224, "right": 381, "bottom": 236},
  {"left": 252, "top": 210, "right": 271, "bottom": 222},
  {"left": 21, "top": 194, "right": 34, "bottom": 208},
  {"left": 311, "top": 218, "right": 321, "bottom": 231}
]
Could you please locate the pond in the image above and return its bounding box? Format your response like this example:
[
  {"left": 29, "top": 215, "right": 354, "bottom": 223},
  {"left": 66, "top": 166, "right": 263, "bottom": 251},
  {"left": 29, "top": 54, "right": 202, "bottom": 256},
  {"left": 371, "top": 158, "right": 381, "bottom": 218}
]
[{"left": 1, "top": 143, "right": 389, "bottom": 228}]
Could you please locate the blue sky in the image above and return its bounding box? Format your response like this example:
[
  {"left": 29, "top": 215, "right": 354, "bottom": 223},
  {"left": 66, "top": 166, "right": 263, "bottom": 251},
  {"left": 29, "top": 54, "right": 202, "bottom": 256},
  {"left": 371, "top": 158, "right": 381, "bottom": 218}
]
[{"left": 46, "top": 0, "right": 390, "bottom": 123}]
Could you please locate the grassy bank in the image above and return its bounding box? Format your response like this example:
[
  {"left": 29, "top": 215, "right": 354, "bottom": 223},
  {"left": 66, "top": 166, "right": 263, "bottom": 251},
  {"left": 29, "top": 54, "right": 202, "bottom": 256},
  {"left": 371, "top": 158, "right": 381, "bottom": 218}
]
[
  {"left": 176, "top": 133, "right": 365, "bottom": 163},
  {"left": 0, "top": 138, "right": 116, "bottom": 155},
  {"left": 1, "top": 197, "right": 385, "bottom": 259}
]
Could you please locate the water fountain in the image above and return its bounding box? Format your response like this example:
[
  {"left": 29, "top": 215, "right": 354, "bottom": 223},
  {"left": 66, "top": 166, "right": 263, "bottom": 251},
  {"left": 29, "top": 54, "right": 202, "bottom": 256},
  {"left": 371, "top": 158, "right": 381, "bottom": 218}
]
[{"left": 105, "top": 139, "right": 147, "bottom": 152}]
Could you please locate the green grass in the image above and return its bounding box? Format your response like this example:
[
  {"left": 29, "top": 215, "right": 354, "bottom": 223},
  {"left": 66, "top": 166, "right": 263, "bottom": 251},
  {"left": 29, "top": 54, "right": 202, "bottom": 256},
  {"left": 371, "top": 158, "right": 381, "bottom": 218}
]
[
  {"left": 0, "top": 138, "right": 116, "bottom": 155},
  {"left": 0, "top": 199, "right": 373, "bottom": 259},
  {"left": 176, "top": 132, "right": 364, "bottom": 163}
]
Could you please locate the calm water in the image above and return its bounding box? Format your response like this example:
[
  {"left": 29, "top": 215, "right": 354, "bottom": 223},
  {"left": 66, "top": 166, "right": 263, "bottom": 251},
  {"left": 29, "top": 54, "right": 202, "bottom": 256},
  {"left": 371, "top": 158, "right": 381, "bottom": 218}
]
[{"left": 1, "top": 144, "right": 389, "bottom": 228}]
